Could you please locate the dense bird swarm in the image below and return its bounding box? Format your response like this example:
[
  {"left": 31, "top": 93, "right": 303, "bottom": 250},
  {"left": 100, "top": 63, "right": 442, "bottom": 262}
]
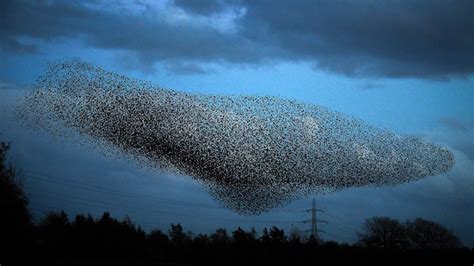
[{"left": 16, "top": 61, "right": 454, "bottom": 214}]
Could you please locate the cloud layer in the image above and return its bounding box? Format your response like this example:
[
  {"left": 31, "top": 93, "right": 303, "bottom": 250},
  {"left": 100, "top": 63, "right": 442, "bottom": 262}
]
[{"left": 1, "top": 0, "right": 473, "bottom": 78}]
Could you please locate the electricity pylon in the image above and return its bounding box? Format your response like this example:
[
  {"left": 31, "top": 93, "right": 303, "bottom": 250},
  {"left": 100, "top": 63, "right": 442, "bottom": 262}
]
[{"left": 304, "top": 198, "right": 326, "bottom": 243}]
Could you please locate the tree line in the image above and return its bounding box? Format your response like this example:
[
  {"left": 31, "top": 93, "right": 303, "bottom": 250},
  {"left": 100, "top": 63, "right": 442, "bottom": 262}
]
[{"left": 1, "top": 141, "right": 472, "bottom": 264}]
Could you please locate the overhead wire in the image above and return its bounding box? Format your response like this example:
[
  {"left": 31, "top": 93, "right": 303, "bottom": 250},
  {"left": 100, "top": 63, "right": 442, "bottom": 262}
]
[{"left": 24, "top": 169, "right": 356, "bottom": 240}]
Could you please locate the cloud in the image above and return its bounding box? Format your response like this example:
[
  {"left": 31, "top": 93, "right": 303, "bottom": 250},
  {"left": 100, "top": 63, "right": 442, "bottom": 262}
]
[
  {"left": 1, "top": 0, "right": 473, "bottom": 78},
  {"left": 359, "top": 82, "right": 386, "bottom": 90},
  {"left": 165, "top": 61, "right": 211, "bottom": 75},
  {"left": 173, "top": 0, "right": 226, "bottom": 15},
  {"left": 0, "top": 80, "right": 12, "bottom": 89},
  {"left": 439, "top": 117, "right": 474, "bottom": 132},
  {"left": 0, "top": 36, "right": 39, "bottom": 54},
  {"left": 237, "top": 0, "right": 474, "bottom": 79},
  {"left": 0, "top": 80, "right": 20, "bottom": 90},
  {"left": 436, "top": 118, "right": 474, "bottom": 160},
  {"left": 0, "top": 0, "right": 264, "bottom": 71}
]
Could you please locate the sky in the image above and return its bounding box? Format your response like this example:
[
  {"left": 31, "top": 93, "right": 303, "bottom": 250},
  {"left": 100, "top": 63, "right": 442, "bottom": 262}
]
[{"left": 0, "top": 0, "right": 473, "bottom": 245}]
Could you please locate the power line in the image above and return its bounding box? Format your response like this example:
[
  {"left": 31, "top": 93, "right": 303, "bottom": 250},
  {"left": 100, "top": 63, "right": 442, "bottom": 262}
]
[
  {"left": 23, "top": 169, "right": 356, "bottom": 241},
  {"left": 26, "top": 178, "right": 306, "bottom": 225},
  {"left": 25, "top": 170, "right": 221, "bottom": 210},
  {"left": 25, "top": 170, "right": 311, "bottom": 214}
]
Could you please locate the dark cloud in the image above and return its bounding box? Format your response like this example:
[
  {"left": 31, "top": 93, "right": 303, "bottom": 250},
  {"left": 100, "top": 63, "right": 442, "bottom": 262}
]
[
  {"left": 165, "top": 62, "right": 210, "bottom": 75},
  {"left": 173, "top": 0, "right": 226, "bottom": 15},
  {"left": 238, "top": 0, "right": 474, "bottom": 78},
  {"left": 0, "top": 0, "right": 265, "bottom": 71},
  {"left": 0, "top": 36, "right": 39, "bottom": 54},
  {"left": 1, "top": 0, "right": 473, "bottom": 78},
  {"left": 0, "top": 80, "right": 15, "bottom": 90},
  {"left": 439, "top": 117, "right": 474, "bottom": 132},
  {"left": 359, "top": 82, "right": 386, "bottom": 90},
  {"left": 437, "top": 117, "right": 474, "bottom": 160}
]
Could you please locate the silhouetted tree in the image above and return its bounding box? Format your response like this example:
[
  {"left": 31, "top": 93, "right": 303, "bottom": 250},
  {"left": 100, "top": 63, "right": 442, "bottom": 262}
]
[
  {"left": 0, "top": 141, "right": 32, "bottom": 254},
  {"left": 193, "top": 233, "right": 211, "bottom": 247},
  {"left": 357, "top": 216, "right": 407, "bottom": 248},
  {"left": 232, "top": 227, "right": 257, "bottom": 246},
  {"left": 307, "top": 234, "right": 321, "bottom": 245},
  {"left": 148, "top": 228, "right": 169, "bottom": 245},
  {"left": 169, "top": 223, "right": 191, "bottom": 246},
  {"left": 70, "top": 213, "right": 99, "bottom": 254},
  {"left": 261, "top": 226, "right": 286, "bottom": 245},
  {"left": 322, "top": 240, "right": 341, "bottom": 248},
  {"left": 288, "top": 227, "right": 304, "bottom": 244},
  {"left": 261, "top": 227, "right": 271, "bottom": 243},
  {"left": 210, "top": 228, "right": 230, "bottom": 245},
  {"left": 38, "top": 210, "right": 70, "bottom": 252},
  {"left": 358, "top": 216, "right": 464, "bottom": 250},
  {"left": 1, "top": 139, "right": 471, "bottom": 263},
  {"left": 406, "top": 218, "right": 461, "bottom": 249},
  {"left": 37, "top": 210, "right": 147, "bottom": 258}
]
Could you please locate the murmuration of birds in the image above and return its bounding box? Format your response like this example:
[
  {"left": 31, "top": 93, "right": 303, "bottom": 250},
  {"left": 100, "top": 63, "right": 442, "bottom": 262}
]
[{"left": 16, "top": 61, "right": 454, "bottom": 214}]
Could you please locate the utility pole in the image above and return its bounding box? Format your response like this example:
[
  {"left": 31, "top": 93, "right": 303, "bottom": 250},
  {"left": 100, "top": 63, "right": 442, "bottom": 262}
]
[{"left": 304, "top": 198, "right": 326, "bottom": 243}]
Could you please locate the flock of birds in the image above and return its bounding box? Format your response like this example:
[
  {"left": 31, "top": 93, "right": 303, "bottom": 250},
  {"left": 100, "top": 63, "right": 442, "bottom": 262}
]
[{"left": 16, "top": 61, "right": 454, "bottom": 214}]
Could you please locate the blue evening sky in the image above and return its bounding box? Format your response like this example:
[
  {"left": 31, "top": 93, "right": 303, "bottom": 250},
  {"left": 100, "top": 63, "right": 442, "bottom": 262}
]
[{"left": 1, "top": 0, "right": 473, "bottom": 245}]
